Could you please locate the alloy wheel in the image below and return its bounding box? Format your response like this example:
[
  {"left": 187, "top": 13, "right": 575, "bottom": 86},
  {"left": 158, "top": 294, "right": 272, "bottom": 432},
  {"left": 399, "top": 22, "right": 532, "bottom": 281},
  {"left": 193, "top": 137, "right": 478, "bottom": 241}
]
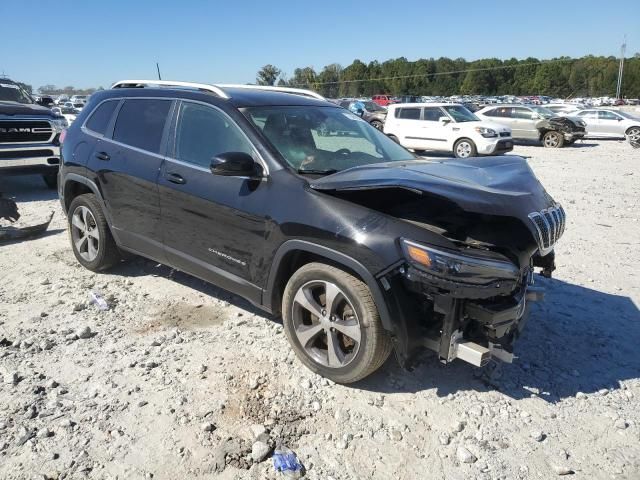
[
  {"left": 544, "top": 132, "right": 560, "bottom": 147},
  {"left": 456, "top": 141, "right": 472, "bottom": 158},
  {"left": 291, "top": 280, "right": 362, "bottom": 368},
  {"left": 70, "top": 206, "right": 100, "bottom": 262}
]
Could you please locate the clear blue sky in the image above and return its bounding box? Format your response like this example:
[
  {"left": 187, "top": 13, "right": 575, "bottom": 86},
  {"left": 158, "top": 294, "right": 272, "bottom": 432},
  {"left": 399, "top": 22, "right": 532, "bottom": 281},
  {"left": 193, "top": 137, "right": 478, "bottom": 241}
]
[{"left": 2, "top": 0, "right": 637, "bottom": 90}]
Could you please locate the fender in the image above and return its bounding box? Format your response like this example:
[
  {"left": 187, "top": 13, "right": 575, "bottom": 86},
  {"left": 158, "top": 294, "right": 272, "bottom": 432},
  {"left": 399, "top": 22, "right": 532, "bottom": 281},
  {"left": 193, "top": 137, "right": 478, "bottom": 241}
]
[
  {"left": 61, "top": 173, "right": 121, "bottom": 244},
  {"left": 264, "top": 239, "right": 397, "bottom": 335}
]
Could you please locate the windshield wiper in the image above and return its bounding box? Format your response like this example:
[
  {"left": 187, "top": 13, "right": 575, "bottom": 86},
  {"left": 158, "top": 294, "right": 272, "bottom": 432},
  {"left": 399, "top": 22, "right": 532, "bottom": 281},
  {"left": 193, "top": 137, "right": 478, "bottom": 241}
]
[{"left": 297, "top": 168, "right": 339, "bottom": 175}]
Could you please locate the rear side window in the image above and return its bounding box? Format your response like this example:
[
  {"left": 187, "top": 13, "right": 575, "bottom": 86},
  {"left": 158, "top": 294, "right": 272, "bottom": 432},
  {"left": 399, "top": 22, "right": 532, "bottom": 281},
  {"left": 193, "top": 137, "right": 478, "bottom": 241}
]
[
  {"left": 85, "top": 100, "right": 118, "bottom": 136},
  {"left": 396, "top": 108, "right": 421, "bottom": 120},
  {"left": 112, "top": 99, "right": 172, "bottom": 154}
]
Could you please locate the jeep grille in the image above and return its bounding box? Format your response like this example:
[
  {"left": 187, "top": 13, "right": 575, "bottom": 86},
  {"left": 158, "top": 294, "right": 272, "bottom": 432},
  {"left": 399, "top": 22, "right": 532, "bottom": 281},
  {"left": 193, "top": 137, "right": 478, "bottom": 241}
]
[{"left": 528, "top": 204, "right": 565, "bottom": 256}]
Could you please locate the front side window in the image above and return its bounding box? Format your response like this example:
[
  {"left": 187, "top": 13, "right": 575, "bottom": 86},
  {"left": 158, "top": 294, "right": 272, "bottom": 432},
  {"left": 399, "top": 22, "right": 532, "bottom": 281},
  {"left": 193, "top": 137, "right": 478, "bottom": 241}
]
[
  {"left": 175, "top": 102, "right": 253, "bottom": 169},
  {"left": 423, "top": 107, "right": 443, "bottom": 122},
  {"left": 598, "top": 111, "right": 621, "bottom": 120},
  {"left": 397, "top": 108, "right": 421, "bottom": 120},
  {"left": 244, "top": 106, "right": 413, "bottom": 173},
  {"left": 112, "top": 99, "right": 171, "bottom": 154},
  {"left": 85, "top": 100, "right": 118, "bottom": 136},
  {"left": 441, "top": 105, "right": 479, "bottom": 122},
  {"left": 512, "top": 107, "right": 534, "bottom": 120}
]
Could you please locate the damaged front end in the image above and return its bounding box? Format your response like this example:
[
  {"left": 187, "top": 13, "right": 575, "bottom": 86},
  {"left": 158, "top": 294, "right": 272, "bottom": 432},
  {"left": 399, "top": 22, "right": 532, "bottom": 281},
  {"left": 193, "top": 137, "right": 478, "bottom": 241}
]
[{"left": 311, "top": 156, "right": 565, "bottom": 368}]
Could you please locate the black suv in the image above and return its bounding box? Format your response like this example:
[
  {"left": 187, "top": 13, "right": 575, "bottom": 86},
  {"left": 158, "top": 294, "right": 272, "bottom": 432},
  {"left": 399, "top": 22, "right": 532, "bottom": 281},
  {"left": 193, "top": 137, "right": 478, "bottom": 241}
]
[{"left": 59, "top": 80, "right": 564, "bottom": 383}]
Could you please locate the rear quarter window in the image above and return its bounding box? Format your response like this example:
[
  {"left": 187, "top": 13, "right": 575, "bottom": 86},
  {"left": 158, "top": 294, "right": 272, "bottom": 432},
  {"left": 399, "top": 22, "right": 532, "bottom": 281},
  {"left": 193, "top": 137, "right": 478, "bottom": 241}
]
[
  {"left": 85, "top": 100, "right": 119, "bottom": 136},
  {"left": 112, "top": 99, "right": 172, "bottom": 154}
]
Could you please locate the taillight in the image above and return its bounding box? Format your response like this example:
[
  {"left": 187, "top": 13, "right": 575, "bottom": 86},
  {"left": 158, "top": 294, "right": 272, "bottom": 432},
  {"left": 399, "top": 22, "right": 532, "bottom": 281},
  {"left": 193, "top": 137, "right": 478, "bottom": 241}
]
[{"left": 60, "top": 129, "right": 67, "bottom": 144}]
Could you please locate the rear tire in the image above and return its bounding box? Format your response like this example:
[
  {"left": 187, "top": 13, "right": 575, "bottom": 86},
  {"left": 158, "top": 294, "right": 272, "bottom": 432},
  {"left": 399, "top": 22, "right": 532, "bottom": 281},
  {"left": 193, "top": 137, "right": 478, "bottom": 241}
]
[
  {"left": 453, "top": 138, "right": 477, "bottom": 158},
  {"left": 68, "top": 194, "right": 121, "bottom": 272},
  {"left": 282, "top": 263, "right": 393, "bottom": 384},
  {"left": 542, "top": 130, "right": 564, "bottom": 148},
  {"left": 42, "top": 173, "right": 58, "bottom": 189}
]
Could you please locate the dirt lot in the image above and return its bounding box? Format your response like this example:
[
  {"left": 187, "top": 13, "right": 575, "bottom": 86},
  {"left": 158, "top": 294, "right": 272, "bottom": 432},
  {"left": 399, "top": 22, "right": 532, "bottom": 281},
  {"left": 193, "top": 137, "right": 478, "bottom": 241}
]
[{"left": 1, "top": 139, "right": 639, "bottom": 480}]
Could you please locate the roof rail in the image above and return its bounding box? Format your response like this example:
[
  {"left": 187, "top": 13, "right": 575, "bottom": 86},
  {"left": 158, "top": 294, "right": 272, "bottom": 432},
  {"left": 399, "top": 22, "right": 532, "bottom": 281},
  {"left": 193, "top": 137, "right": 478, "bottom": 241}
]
[
  {"left": 215, "top": 84, "right": 325, "bottom": 100},
  {"left": 111, "top": 80, "right": 230, "bottom": 99}
]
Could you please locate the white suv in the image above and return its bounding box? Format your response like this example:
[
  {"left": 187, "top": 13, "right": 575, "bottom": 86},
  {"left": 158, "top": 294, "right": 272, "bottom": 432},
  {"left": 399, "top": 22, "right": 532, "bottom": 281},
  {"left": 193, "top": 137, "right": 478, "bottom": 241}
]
[{"left": 383, "top": 103, "right": 513, "bottom": 158}]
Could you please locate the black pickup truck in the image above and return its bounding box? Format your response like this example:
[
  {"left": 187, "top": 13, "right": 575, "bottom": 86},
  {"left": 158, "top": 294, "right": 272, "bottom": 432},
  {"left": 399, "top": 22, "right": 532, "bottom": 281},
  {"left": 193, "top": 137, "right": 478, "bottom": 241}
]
[{"left": 0, "top": 78, "right": 67, "bottom": 188}]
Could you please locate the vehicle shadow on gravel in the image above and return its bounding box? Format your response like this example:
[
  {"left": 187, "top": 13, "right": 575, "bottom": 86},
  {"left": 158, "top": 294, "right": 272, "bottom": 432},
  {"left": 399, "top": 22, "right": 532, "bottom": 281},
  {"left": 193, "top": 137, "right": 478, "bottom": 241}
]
[
  {"left": 356, "top": 276, "right": 639, "bottom": 403},
  {"left": 109, "top": 258, "right": 274, "bottom": 320},
  {"left": 0, "top": 175, "right": 59, "bottom": 203}
]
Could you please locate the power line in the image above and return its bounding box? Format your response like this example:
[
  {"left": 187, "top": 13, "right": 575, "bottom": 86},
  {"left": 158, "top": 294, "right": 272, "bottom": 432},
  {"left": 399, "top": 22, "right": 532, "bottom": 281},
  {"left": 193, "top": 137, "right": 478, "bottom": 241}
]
[{"left": 288, "top": 58, "right": 575, "bottom": 87}]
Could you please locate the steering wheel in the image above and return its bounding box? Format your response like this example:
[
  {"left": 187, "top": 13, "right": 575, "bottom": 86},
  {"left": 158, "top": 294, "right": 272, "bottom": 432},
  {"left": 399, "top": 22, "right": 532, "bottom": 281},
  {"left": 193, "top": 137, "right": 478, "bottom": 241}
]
[{"left": 335, "top": 148, "right": 351, "bottom": 155}]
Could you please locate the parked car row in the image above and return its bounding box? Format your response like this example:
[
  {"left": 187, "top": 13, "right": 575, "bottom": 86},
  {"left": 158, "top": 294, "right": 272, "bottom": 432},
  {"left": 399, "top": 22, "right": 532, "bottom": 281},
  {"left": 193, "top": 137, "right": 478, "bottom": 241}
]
[{"left": 332, "top": 94, "right": 639, "bottom": 157}]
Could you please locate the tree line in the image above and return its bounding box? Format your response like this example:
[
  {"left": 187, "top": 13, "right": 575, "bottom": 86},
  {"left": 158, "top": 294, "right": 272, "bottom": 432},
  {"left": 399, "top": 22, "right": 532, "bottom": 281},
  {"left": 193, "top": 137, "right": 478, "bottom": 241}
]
[
  {"left": 35, "top": 85, "right": 105, "bottom": 96},
  {"left": 257, "top": 54, "right": 640, "bottom": 99}
]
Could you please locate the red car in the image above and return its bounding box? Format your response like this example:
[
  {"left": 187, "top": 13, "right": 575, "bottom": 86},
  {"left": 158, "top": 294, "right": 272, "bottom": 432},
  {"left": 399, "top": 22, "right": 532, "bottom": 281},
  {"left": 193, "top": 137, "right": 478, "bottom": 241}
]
[{"left": 372, "top": 95, "right": 394, "bottom": 107}]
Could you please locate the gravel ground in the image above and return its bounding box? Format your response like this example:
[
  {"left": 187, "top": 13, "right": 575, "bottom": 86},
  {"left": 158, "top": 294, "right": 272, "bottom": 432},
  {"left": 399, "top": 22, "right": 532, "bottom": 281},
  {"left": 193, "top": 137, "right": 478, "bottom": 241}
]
[{"left": 0, "top": 139, "right": 639, "bottom": 480}]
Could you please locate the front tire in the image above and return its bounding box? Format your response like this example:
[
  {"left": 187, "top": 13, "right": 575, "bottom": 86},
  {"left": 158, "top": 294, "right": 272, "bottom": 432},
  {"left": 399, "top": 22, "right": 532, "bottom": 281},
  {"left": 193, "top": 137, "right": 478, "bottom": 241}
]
[
  {"left": 68, "top": 194, "right": 121, "bottom": 272},
  {"left": 542, "top": 130, "right": 564, "bottom": 148},
  {"left": 282, "top": 263, "right": 393, "bottom": 384},
  {"left": 453, "top": 138, "right": 477, "bottom": 158}
]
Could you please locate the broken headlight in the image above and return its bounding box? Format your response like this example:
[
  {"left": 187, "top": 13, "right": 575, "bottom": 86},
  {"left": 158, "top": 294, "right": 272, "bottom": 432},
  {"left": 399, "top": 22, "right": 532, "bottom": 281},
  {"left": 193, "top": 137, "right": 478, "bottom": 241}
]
[
  {"left": 400, "top": 239, "right": 520, "bottom": 285},
  {"left": 474, "top": 126, "right": 497, "bottom": 138}
]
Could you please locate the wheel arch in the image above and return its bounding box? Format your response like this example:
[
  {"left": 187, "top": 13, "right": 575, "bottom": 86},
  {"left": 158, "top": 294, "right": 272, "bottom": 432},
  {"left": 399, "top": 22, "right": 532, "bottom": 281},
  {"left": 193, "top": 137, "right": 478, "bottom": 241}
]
[
  {"left": 264, "top": 240, "right": 396, "bottom": 334},
  {"left": 62, "top": 173, "right": 120, "bottom": 244},
  {"left": 625, "top": 125, "right": 640, "bottom": 135}
]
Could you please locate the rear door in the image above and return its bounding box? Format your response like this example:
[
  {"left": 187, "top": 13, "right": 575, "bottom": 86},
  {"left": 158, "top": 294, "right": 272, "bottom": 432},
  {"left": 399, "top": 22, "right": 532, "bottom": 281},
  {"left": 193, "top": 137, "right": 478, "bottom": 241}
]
[
  {"left": 88, "top": 98, "right": 173, "bottom": 260},
  {"left": 158, "top": 100, "right": 269, "bottom": 303},
  {"left": 394, "top": 107, "right": 424, "bottom": 149}
]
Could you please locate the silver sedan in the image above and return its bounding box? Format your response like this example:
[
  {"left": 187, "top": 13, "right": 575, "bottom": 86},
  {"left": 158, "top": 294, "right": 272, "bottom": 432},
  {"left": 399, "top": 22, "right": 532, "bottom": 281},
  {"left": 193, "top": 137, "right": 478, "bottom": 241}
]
[{"left": 574, "top": 109, "right": 640, "bottom": 139}]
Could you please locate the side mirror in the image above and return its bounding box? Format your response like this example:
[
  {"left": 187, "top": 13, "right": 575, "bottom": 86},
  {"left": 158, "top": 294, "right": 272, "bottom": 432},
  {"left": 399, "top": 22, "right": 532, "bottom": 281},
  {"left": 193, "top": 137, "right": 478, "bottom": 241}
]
[
  {"left": 210, "top": 152, "right": 261, "bottom": 178},
  {"left": 356, "top": 109, "right": 364, "bottom": 117},
  {"left": 439, "top": 116, "right": 451, "bottom": 124}
]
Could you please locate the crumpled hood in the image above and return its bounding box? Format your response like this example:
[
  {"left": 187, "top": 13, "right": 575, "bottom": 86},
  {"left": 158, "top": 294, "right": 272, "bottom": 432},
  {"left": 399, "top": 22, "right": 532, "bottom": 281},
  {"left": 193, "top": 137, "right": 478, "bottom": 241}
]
[
  {"left": 310, "top": 156, "right": 556, "bottom": 219},
  {"left": 0, "top": 101, "right": 54, "bottom": 117}
]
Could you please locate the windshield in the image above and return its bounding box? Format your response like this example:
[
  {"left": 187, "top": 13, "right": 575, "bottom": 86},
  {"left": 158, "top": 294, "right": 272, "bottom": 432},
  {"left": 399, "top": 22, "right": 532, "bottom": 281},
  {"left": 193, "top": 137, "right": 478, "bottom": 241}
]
[
  {"left": 362, "top": 101, "right": 385, "bottom": 112},
  {"left": 244, "top": 106, "right": 414, "bottom": 173},
  {"left": 529, "top": 106, "right": 555, "bottom": 118},
  {"left": 442, "top": 105, "right": 479, "bottom": 122},
  {"left": 618, "top": 111, "right": 640, "bottom": 120},
  {"left": 0, "top": 82, "right": 34, "bottom": 104}
]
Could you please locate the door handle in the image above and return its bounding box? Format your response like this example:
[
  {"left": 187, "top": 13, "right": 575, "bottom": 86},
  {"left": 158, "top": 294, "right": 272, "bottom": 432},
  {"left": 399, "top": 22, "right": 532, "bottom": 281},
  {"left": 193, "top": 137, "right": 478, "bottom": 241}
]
[
  {"left": 95, "top": 151, "right": 110, "bottom": 161},
  {"left": 165, "top": 172, "right": 186, "bottom": 185}
]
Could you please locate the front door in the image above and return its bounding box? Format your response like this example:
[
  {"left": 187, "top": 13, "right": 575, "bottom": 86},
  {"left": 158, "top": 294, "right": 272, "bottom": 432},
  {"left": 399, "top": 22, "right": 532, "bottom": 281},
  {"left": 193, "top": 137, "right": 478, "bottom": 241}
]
[
  {"left": 88, "top": 98, "right": 172, "bottom": 260},
  {"left": 598, "top": 110, "right": 624, "bottom": 137},
  {"left": 419, "top": 106, "right": 450, "bottom": 150},
  {"left": 158, "top": 100, "right": 269, "bottom": 303}
]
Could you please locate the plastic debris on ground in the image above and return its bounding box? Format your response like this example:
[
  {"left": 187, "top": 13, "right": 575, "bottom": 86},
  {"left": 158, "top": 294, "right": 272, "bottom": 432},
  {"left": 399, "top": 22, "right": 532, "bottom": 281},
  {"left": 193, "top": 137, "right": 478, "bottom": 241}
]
[
  {"left": 272, "top": 445, "right": 304, "bottom": 478},
  {"left": 89, "top": 291, "right": 109, "bottom": 311}
]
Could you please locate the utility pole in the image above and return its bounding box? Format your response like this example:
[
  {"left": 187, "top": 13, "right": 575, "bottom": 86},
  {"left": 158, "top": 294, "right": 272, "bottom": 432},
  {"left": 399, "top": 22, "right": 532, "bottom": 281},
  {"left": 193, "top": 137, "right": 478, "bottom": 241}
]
[
  {"left": 616, "top": 35, "right": 626, "bottom": 100},
  {"left": 156, "top": 63, "right": 162, "bottom": 81}
]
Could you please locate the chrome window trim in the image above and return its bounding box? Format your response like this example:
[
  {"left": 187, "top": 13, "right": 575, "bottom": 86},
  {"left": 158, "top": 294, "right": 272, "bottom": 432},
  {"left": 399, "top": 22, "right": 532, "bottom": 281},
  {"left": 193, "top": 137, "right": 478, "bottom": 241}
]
[{"left": 80, "top": 96, "right": 269, "bottom": 176}]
